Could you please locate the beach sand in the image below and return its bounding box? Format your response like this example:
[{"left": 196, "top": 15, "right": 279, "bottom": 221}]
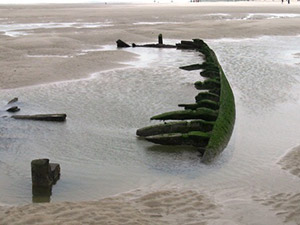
[
  {"left": 1, "top": 1, "right": 300, "bottom": 89},
  {"left": 278, "top": 145, "right": 300, "bottom": 178},
  {"left": 1, "top": 1, "right": 300, "bottom": 224}
]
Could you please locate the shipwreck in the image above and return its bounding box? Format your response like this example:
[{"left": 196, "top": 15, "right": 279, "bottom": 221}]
[{"left": 118, "top": 37, "right": 235, "bottom": 163}]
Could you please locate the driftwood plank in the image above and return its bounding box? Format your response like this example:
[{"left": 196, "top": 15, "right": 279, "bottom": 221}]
[{"left": 12, "top": 114, "right": 67, "bottom": 122}]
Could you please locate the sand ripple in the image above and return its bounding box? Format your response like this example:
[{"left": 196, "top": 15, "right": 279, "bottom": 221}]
[
  {"left": 0, "top": 189, "right": 221, "bottom": 225},
  {"left": 278, "top": 145, "right": 300, "bottom": 178},
  {"left": 253, "top": 192, "right": 300, "bottom": 225}
]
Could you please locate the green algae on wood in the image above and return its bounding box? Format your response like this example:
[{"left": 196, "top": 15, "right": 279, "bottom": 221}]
[
  {"left": 196, "top": 40, "right": 235, "bottom": 163},
  {"left": 151, "top": 108, "right": 218, "bottom": 121},
  {"left": 135, "top": 38, "right": 235, "bottom": 163},
  {"left": 137, "top": 120, "right": 214, "bottom": 137},
  {"left": 145, "top": 131, "right": 210, "bottom": 147},
  {"left": 195, "top": 92, "right": 220, "bottom": 103},
  {"left": 178, "top": 100, "right": 219, "bottom": 111},
  {"left": 194, "top": 78, "right": 220, "bottom": 90},
  {"left": 209, "top": 88, "right": 221, "bottom": 96},
  {"left": 200, "top": 70, "right": 220, "bottom": 79},
  {"left": 202, "top": 66, "right": 235, "bottom": 163},
  {"left": 179, "top": 64, "right": 203, "bottom": 71}
]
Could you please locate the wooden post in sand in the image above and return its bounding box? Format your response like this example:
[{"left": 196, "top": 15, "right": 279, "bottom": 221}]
[
  {"left": 31, "top": 158, "right": 61, "bottom": 187},
  {"left": 31, "top": 159, "right": 53, "bottom": 187},
  {"left": 31, "top": 159, "right": 60, "bottom": 202},
  {"left": 158, "top": 34, "right": 163, "bottom": 45}
]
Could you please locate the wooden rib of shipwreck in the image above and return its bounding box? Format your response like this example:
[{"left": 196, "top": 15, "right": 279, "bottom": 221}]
[
  {"left": 128, "top": 38, "right": 235, "bottom": 163},
  {"left": 12, "top": 114, "right": 67, "bottom": 122}
]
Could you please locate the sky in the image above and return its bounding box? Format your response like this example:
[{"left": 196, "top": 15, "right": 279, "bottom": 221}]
[{"left": 0, "top": 0, "right": 188, "bottom": 4}]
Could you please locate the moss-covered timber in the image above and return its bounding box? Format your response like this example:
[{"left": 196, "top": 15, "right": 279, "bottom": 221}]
[
  {"left": 136, "top": 120, "right": 214, "bottom": 137},
  {"left": 179, "top": 64, "right": 203, "bottom": 71},
  {"left": 195, "top": 92, "right": 220, "bottom": 103},
  {"left": 209, "top": 88, "right": 221, "bottom": 95},
  {"left": 176, "top": 41, "right": 198, "bottom": 50},
  {"left": 145, "top": 131, "right": 210, "bottom": 147},
  {"left": 178, "top": 103, "right": 199, "bottom": 110},
  {"left": 150, "top": 108, "right": 218, "bottom": 121},
  {"left": 194, "top": 39, "right": 235, "bottom": 163},
  {"left": 198, "top": 62, "right": 220, "bottom": 71},
  {"left": 136, "top": 38, "right": 235, "bottom": 163},
  {"left": 178, "top": 100, "right": 219, "bottom": 111},
  {"left": 197, "top": 99, "right": 219, "bottom": 110},
  {"left": 200, "top": 70, "right": 220, "bottom": 79},
  {"left": 194, "top": 78, "right": 220, "bottom": 90}
]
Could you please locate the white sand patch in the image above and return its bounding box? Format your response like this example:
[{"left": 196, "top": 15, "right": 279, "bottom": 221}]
[{"left": 278, "top": 145, "right": 300, "bottom": 178}]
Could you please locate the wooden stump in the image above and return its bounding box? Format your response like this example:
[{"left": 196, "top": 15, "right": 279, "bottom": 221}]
[
  {"left": 158, "top": 34, "right": 163, "bottom": 45},
  {"left": 31, "top": 159, "right": 53, "bottom": 187},
  {"left": 31, "top": 159, "right": 61, "bottom": 202}
]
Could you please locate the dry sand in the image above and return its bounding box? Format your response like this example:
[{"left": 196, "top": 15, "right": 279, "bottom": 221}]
[
  {"left": 1, "top": 1, "right": 300, "bottom": 225},
  {"left": 278, "top": 145, "right": 300, "bottom": 178},
  {"left": 0, "top": 189, "right": 220, "bottom": 225},
  {"left": 2, "top": 187, "right": 299, "bottom": 225}
]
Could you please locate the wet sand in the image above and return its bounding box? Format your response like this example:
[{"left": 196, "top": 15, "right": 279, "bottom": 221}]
[
  {"left": 1, "top": 2, "right": 300, "bottom": 225},
  {"left": 1, "top": 1, "right": 300, "bottom": 89}
]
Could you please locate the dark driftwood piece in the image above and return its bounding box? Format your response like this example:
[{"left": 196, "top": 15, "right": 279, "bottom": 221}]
[
  {"left": 12, "top": 114, "right": 67, "bottom": 122},
  {"left": 6, "top": 106, "right": 20, "bottom": 113},
  {"left": 7, "top": 97, "right": 18, "bottom": 104}
]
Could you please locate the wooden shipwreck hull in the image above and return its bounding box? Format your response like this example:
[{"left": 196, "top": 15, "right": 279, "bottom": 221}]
[{"left": 136, "top": 39, "right": 235, "bottom": 163}]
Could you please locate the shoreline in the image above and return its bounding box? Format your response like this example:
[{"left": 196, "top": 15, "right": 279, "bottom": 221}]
[
  {"left": 1, "top": 2, "right": 300, "bottom": 89},
  {"left": 1, "top": 34, "right": 300, "bottom": 91}
]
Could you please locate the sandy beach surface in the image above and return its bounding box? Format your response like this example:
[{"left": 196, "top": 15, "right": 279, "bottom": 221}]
[
  {"left": 1, "top": 1, "right": 300, "bottom": 225},
  {"left": 1, "top": 1, "right": 300, "bottom": 89}
]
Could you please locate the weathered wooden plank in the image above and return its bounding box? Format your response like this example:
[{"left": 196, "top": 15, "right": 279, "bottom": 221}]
[{"left": 12, "top": 114, "right": 67, "bottom": 122}]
